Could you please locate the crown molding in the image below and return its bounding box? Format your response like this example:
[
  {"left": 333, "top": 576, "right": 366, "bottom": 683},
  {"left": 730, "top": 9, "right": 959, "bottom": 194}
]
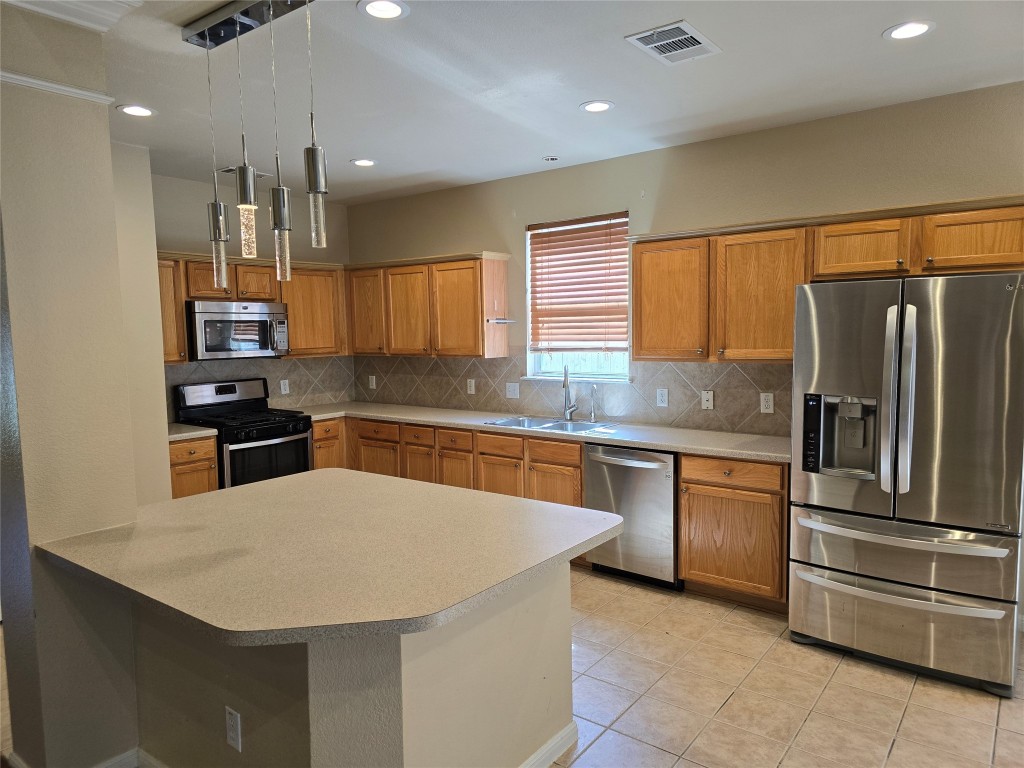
[
  {"left": 6, "top": 1, "right": 142, "bottom": 33},
  {"left": 1, "top": 70, "right": 113, "bottom": 104}
]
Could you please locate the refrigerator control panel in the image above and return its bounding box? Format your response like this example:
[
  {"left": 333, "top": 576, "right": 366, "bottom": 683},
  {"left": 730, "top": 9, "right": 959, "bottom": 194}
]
[{"left": 802, "top": 394, "right": 823, "bottom": 473}]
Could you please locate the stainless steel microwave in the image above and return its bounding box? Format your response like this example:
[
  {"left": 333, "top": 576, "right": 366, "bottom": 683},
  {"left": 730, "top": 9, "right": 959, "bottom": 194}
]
[{"left": 186, "top": 301, "right": 289, "bottom": 361}]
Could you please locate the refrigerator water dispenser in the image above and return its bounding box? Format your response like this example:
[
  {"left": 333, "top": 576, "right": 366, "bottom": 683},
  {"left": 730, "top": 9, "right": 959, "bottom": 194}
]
[{"left": 802, "top": 394, "right": 877, "bottom": 480}]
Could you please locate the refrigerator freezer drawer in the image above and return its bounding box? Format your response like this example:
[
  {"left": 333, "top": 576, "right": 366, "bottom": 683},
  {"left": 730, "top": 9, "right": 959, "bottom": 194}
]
[
  {"left": 791, "top": 507, "right": 1020, "bottom": 601},
  {"left": 790, "top": 563, "right": 1018, "bottom": 687}
]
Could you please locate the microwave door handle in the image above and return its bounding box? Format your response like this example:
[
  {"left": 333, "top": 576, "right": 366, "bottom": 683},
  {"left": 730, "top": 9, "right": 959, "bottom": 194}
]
[
  {"left": 879, "top": 305, "right": 899, "bottom": 493},
  {"left": 269, "top": 320, "right": 278, "bottom": 352},
  {"left": 897, "top": 304, "right": 917, "bottom": 494}
]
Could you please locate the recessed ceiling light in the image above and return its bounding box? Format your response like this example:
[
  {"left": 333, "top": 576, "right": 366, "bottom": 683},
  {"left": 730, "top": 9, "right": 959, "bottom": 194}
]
[
  {"left": 357, "top": 0, "right": 410, "bottom": 20},
  {"left": 116, "top": 104, "right": 154, "bottom": 117},
  {"left": 542, "top": 156, "right": 560, "bottom": 162},
  {"left": 351, "top": 159, "right": 376, "bottom": 167},
  {"left": 580, "top": 100, "right": 614, "bottom": 113},
  {"left": 883, "top": 21, "right": 934, "bottom": 40}
]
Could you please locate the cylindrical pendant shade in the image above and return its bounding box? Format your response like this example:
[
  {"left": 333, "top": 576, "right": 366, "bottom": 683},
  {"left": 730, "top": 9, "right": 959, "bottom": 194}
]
[
  {"left": 304, "top": 145, "right": 328, "bottom": 194},
  {"left": 274, "top": 229, "right": 291, "bottom": 282},
  {"left": 208, "top": 201, "right": 230, "bottom": 288},
  {"left": 236, "top": 163, "right": 258, "bottom": 207},
  {"left": 271, "top": 186, "right": 292, "bottom": 231},
  {"left": 238, "top": 205, "right": 258, "bottom": 258},
  {"left": 211, "top": 240, "right": 229, "bottom": 289},
  {"left": 309, "top": 192, "right": 327, "bottom": 248}
]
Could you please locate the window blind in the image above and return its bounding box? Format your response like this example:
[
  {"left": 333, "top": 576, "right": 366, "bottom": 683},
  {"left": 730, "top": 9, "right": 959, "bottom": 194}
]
[{"left": 528, "top": 212, "right": 629, "bottom": 352}]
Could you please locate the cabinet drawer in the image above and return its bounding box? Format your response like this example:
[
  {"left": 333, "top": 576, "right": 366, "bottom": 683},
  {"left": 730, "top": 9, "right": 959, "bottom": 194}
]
[
  {"left": 169, "top": 437, "right": 216, "bottom": 466},
  {"left": 401, "top": 424, "right": 436, "bottom": 447},
  {"left": 476, "top": 432, "right": 524, "bottom": 459},
  {"left": 437, "top": 428, "right": 473, "bottom": 452},
  {"left": 526, "top": 439, "right": 582, "bottom": 467},
  {"left": 313, "top": 419, "right": 341, "bottom": 441},
  {"left": 679, "top": 455, "right": 782, "bottom": 492},
  {"left": 356, "top": 420, "right": 400, "bottom": 443}
]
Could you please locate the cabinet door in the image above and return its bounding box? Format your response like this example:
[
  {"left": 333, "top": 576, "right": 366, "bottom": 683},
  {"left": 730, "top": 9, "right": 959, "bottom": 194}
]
[
  {"left": 430, "top": 261, "right": 483, "bottom": 356},
  {"left": 476, "top": 454, "right": 524, "bottom": 497},
  {"left": 313, "top": 438, "right": 343, "bottom": 469},
  {"left": 632, "top": 239, "right": 709, "bottom": 360},
  {"left": 281, "top": 269, "right": 341, "bottom": 356},
  {"left": 712, "top": 229, "right": 806, "bottom": 361},
  {"left": 402, "top": 443, "right": 436, "bottom": 483},
  {"left": 679, "top": 483, "right": 783, "bottom": 599},
  {"left": 359, "top": 438, "right": 400, "bottom": 477},
  {"left": 186, "top": 260, "right": 234, "bottom": 299},
  {"left": 350, "top": 268, "right": 388, "bottom": 354},
  {"left": 386, "top": 265, "right": 431, "bottom": 355},
  {"left": 527, "top": 461, "right": 581, "bottom": 506},
  {"left": 171, "top": 459, "right": 218, "bottom": 499},
  {"left": 438, "top": 449, "right": 474, "bottom": 489},
  {"left": 812, "top": 219, "right": 911, "bottom": 279},
  {"left": 157, "top": 259, "right": 187, "bottom": 363},
  {"left": 919, "top": 207, "right": 1024, "bottom": 272},
  {"left": 236, "top": 264, "right": 280, "bottom": 301}
]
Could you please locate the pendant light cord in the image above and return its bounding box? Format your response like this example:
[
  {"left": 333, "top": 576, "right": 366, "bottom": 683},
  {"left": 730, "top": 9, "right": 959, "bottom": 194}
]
[
  {"left": 269, "top": 2, "right": 282, "bottom": 184},
  {"left": 235, "top": 16, "right": 248, "bottom": 163},
  {"left": 205, "top": 31, "right": 220, "bottom": 200},
  {"left": 306, "top": 0, "right": 316, "bottom": 146}
]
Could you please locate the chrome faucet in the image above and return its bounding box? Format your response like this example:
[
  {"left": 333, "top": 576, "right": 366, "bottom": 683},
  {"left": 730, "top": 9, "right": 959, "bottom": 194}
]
[
  {"left": 591, "top": 384, "right": 597, "bottom": 422},
  {"left": 562, "top": 365, "right": 578, "bottom": 421}
]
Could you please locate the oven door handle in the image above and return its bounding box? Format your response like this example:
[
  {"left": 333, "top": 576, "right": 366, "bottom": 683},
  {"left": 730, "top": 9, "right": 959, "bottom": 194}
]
[
  {"left": 796, "top": 517, "right": 1011, "bottom": 558},
  {"left": 226, "top": 432, "right": 311, "bottom": 451}
]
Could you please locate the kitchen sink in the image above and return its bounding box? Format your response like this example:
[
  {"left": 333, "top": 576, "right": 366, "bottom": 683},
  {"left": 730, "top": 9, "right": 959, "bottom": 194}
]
[
  {"left": 484, "top": 417, "right": 617, "bottom": 434},
  {"left": 484, "top": 416, "right": 560, "bottom": 429},
  {"left": 538, "top": 421, "right": 617, "bottom": 434}
]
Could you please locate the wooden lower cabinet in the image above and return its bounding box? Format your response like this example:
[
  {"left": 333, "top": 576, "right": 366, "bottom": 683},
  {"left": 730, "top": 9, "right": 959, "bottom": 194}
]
[
  {"left": 169, "top": 437, "right": 218, "bottom": 499},
  {"left": 402, "top": 443, "right": 436, "bottom": 483},
  {"left": 438, "top": 448, "right": 474, "bottom": 489},
  {"left": 314, "top": 437, "right": 343, "bottom": 469},
  {"left": 358, "top": 438, "right": 400, "bottom": 477},
  {"left": 476, "top": 453, "right": 524, "bottom": 497},
  {"left": 527, "top": 461, "right": 581, "bottom": 506}
]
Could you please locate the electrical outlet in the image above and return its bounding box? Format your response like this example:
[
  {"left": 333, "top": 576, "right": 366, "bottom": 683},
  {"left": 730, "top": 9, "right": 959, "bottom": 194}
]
[
  {"left": 368, "top": 375, "right": 377, "bottom": 390},
  {"left": 279, "top": 379, "right": 289, "bottom": 395},
  {"left": 701, "top": 390, "right": 714, "bottom": 410},
  {"left": 506, "top": 383, "right": 520, "bottom": 399},
  {"left": 656, "top": 388, "right": 669, "bottom": 407},
  {"left": 466, "top": 378, "right": 476, "bottom": 395},
  {"left": 760, "top": 392, "right": 775, "bottom": 414},
  {"left": 225, "top": 706, "right": 242, "bottom": 752}
]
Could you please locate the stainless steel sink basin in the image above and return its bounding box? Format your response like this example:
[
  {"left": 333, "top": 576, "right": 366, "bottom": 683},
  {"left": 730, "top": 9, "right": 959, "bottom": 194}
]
[
  {"left": 483, "top": 417, "right": 616, "bottom": 434},
  {"left": 484, "top": 416, "right": 559, "bottom": 429},
  {"left": 538, "top": 421, "right": 616, "bottom": 434}
]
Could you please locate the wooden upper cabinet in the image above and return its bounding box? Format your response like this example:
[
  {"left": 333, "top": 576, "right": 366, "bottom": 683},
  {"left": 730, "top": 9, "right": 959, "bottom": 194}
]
[
  {"left": 186, "top": 260, "right": 234, "bottom": 299},
  {"left": 158, "top": 259, "right": 187, "bottom": 363},
  {"left": 919, "top": 207, "right": 1024, "bottom": 272},
  {"left": 476, "top": 454, "right": 524, "bottom": 497},
  {"left": 236, "top": 264, "right": 280, "bottom": 301},
  {"left": 350, "top": 268, "right": 388, "bottom": 355},
  {"left": 281, "top": 268, "right": 345, "bottom": 357},
  {"left": 632, "top": 238, "right": 710, "bottom": 360},
  {"left": 812, "top": 219, "right": 912, "bottom": 279},
  {"left": 712, "top": 228, "right": 807, "bottom": 361},
  {"left": 430, "top": 260, "right": 483, "bottom": 356},
  {"left": 386, "top": 265, "right": 431, "bottom": 355}
]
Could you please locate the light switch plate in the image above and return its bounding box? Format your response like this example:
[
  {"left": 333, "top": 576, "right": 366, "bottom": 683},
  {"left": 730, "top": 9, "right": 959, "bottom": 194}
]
[
  {"left": 760, "top": 393, "right": 774, "bottom": 414},
  {"left": 656, "top": 388, "right": 669, "bottom": 407},
  {"left": 280, "top": 379, "right": 289, "bottom": 395},
  {"left": 506, "top": 383, "right": 520, "bottom": 399},
  {"left": 466, "top": 378, "right": 476, "bottom": 395},
  {"left": 701, "top": 390, "right": 714, "bottom": 410},
  {"left": 368, "top": 375, "right": 377, "bottom": 390}
]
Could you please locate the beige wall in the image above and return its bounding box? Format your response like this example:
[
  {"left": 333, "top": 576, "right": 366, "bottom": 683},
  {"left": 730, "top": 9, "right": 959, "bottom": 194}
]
[
  {"left": 348, "top": 82, "right": 1024, "bottom": 347},
  {"left": 152, "top": 174, "right": 350, "bottom": 264}
]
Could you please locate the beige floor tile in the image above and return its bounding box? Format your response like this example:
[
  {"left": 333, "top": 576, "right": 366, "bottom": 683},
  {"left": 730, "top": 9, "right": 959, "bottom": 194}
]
[
  {"left": 573, "top": 614, "right": 640, "bottom": 647},
  {"left": 715, "top": 688, "right": 810, "bottom": 743},
  {"left": 646, "top": 668, "right": 735, "bottom": 717},
  {"left": 994, "top": 728, "right": 1024, "bottom": 768},
  {"left": 700, "top": 623, "right": 778, "bottom": 659},
  {"left": 781, "top": 747, "right": 843, "bottom": 767},
  {"left": 555, "top": 717, "right": 605, "bottom": 766},
  {"left": 572, "top": 675, "right": 642, "bottom": 727},
  {"left": 670, "top": 593, "right": 737, "bottom": 620},
  {"left": 586, "top": 573, "right": 635, "bottom": 594},
  {"left": 909, "top": 676, "right": 1000, "bottom": 725},
  {"left": 570, "top": 729, "right": 678, "bottom": 768},
  {"left": 885, "top": 738, "right": 988, "bottom": 768},
  {"left": 722, "top": 606, "right": 789, "bottom": 636},
  {"left": 646, "top": 608, "right": 720, "bottom": 642},
  {"left": 897, "top": 704, "right": 995, "bottom": 764},
  {"left": 741, "top": 660, "right": 830, "bottom": 708},
  {"left": 570, "top": 568, "right": 591, "bottom": 585},
  {"left": 831, "top": 657, "right": 916, "bottom": 701},
  {"left": 814, "top": 681, "right": 907, "bottom": 735},
  {"left": 572, "top": 637, "right": 614, "bottom": 673},
  {"left": 572, "top": 584, "right": 617, "bottom": 612},
  {"left": 612, "top": 695, "right": 709, "bottom": 755},
  {"left": 1000, "top": 696, "right": 1024, "bottom": 734},
  {"left": 594, "top": 595, "right": 667, "bottom": 625},
  {"left": 571, "top": 608, "right": 591, "bottom": 625},
  {"left": 587, "top": 650, "right": 671, "bottom": 694},
  {"left": 675, "top": 642, "right": 758, "bottom": 686},
  {"left": 792, "top": 712, "right": 893, "bottom": 768},
  {"left": 761, "top": 635, "right": 843, "bottom": 679},
  {"left": 617, "top": 627, "right": 695, "bottom": 666},
  {"left": 621, "top": 583, "right": 678, "bottom": 606},
  {"left": 683, "top": 720, "right": 788, "bottom": 768}
]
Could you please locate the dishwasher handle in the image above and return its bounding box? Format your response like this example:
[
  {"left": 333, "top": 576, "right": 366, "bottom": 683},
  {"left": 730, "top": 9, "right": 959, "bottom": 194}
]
[{"left": 588, "top": 453, "right": 670, "bottom": 470}]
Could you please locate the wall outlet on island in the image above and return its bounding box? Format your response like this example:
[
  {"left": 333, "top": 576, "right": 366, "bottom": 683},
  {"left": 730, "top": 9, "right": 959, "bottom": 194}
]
[
  {"left": 369, "top": 375, "right": 377, "bottom": 390},
  {"left": 467, "top": 378, "right": 476, "bottom": 395},
  {"left": 701, "top": 390, "right": 714, "bottom": 410},
  {"left": 280, "top": 379, "right": 289, "bottom": 395},
  {"left": 506, "top": 383, "right": 520, "bottom": 399},
  {"left": 760, "top": 392, "right": 775, "bottom": 414},
  {"left": 225, "top": 706, "right": 242, "bottom": 752}
]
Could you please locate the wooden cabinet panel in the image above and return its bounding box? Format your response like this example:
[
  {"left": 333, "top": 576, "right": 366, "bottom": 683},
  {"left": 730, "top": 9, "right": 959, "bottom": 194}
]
[
  {"left": 350, "top": 268, "right": 388, "bottom": 354},
  {"left": 281, "top": 269, "right": 342, "bottom": 356},
  {"left": 919, "top": 207, "right": 1024, "bottom": 272},
  {"left": 236, "top": 264, "right": 280, "bottom": 301},
  {"left": 313, "top": 419, "right": 342, "bottom": 441},
  {"left": 186, "top": 260, "right": 234, "bottom": 299},
  {"left": 526, "top": 439, "right": 581, "bottom": 466},
  {"left": 158, "top": 259, "right": 187, "bottom": 363},
  {"left": 169, "top": 438, "right": 216, "bottom": 465},
  {"left": 171, "top": 460, "right": 218, "bottom": 499},
  {"left": 430, "top": 261, "right": 483, "bottom": 356},
  {"left": 527, "top": 462, "right": 581, "bottom": 506},
  {"left": 356, "top": 420, "right": 400, "bottom": 442},
  {"left": 476, "top": 433, "right": 524, "bottom": 459},
  {"left": 812, "top": 219, "right": 911, "bottom": 279},
  {"left": 437, "top": 428, "right": 473, "bottom": 452},
  {"left": 476, "top": 454, "right": 524, "bottom": 497},
  {"left": 359, "top": 438, "right": 400, "bottom": 477},
  {"left": 385, "top": 265, "right": 431, "bottom": 355},
  {"left": 313, "top": 438, "right": 343, "bottom": 469},
  {"left": 400, "top": 424, "right": 435, "bottom": 446},
  {"left": 632, "top": 238, "right": 710, "bottom": 360},
  {"left": 678, "top": 455, "right": 783, "bottom": 493},
  {"left": 438, "top": 449, "right": 474, "bottom": 489},
  {"left": 712, "top": 229, "right": 807, "bottom": 361},
  {"left": 679, "top": 483, "right": 783, "bottom": 599},
  {"left": 402, "top": 443, "right": 436, "bottom": 483}
]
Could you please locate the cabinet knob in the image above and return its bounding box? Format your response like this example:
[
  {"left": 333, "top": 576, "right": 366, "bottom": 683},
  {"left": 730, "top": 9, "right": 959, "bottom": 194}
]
[
  {"left": 316, "top": 444, "right": 322, "bottom": 449},
  {"left": 422, "top": 347, "right": 427, "bottom": 352},
  {"left": 718, "top": 348, "right": 725, "bottom": 355},
  {"left": 189, "top": 449, "right": 196, "bottom": 455},
  {"left": 210, "top": 463, "right": 215, "bottom": 468},
  {"left": 413, "top": 433, "right": 420, "bottom": 438},
  {"left": 896, "top": 259, "right": 905, "bottom": 266},
  {"left": 179, "top": 352, "right": 185, "bottom": 358},
  {"left": 450, "top": 438, "right": 456, "bottom": 443},
  {"left": 515, "top": 463, "right": 520, "bottom": 468},
  {"left": 681, "top": 486, "right": 688, "bottom": 493},
  {"left": 723, "top": 470, "right": 732, "bottom": 477},
  {"left": 373, "top": 429, "right": 380, "bottom": 434},
  {"left": 391, "top": 446, "right": 396, "bottom": 451},
  {"left": 240, "top": 290, "right": 248, "bottom": 295},
  {"left": 325, "top": 428, "right": 331, "bottom": 433},
  {"left": 224, "top": 288, "right": 230, "bottom": 294},
  {"left": 378, "top": 346, "right": 383, "bottom": 352},
  {"left": 696, "top": 348, "right": 704, "bottom": 355},
  {"left": 926, "top": 257, "right": 935, "bottom": 264},
  {"left": 529, "top": 466, "right": 535, "bottom": 471},
  {"left": 427, "top": 450, "right": 432, "bottom": 456}
]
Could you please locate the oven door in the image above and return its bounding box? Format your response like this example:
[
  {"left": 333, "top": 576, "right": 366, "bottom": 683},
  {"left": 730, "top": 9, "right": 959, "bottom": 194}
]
[
  {"left": 222, "top": 432, "right": 313, "bottom": 488},
  {"left": 191, "top": 312, "right": 287, "bottom": 360}
]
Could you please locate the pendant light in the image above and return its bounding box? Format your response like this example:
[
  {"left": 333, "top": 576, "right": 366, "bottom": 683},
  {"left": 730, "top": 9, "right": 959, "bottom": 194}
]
[
  {"left": 268, "top": 3, "right": 291, "bottom": 280},
  {"left": 234, "top": 16, "right": 258, "bottom": 258},
  {"left": 205, "top": 31, "right": 230, "bottom": 288},
  {"left": 303, "top": 0, "right": 328, "bottom": 248}
]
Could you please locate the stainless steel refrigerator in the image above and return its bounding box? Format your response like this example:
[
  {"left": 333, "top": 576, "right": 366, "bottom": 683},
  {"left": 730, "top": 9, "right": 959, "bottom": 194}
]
[{"left": 789, "top": 272, "right": 1024, "bottom": 696}]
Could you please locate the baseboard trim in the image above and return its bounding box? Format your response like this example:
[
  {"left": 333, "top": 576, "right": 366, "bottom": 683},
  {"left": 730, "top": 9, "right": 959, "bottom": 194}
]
[
  {"left": 521, "top": 720, "right": 577, "bottom": 768},
  {"left": 137, "top": 748, "right": 170, "bottom": 768},
  {"left": 94, "top": 749, "right": 140, "bottom": 768},
  {"left": 5, "top": 751, "right": 32, "bottom": 768}
]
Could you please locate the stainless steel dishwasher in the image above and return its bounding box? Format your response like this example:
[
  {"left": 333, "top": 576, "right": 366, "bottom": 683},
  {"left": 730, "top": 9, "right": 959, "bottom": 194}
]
[{"left": 584, "top": 444, "right": 676, "bottom": 584}]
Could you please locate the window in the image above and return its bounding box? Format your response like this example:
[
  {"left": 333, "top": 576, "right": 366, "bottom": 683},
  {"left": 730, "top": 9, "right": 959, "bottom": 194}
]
[{"left": 527, "top": 212, "right": 629, "bottom": 380}]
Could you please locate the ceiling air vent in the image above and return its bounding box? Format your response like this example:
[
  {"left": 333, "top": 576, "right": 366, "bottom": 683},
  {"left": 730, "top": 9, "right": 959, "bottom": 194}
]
[{"left": 626, "top": 20, "right": 721, "bottom": 65}]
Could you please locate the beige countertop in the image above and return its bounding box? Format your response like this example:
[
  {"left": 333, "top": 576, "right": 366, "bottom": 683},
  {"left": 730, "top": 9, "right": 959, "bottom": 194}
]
[
  {"left": 35, "top": 469, "right": 622, "bottom": 646},
  {"left": 167, "top": 422, "right": 218, "bottom": 442}
]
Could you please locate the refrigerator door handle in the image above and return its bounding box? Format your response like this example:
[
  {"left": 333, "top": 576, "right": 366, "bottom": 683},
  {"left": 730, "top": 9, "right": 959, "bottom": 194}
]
[
  {"left": 898, "top": 304, "right": 918, "bottom": 494},
  {"left": 879, "top": 305, "right": 899, "bottom": 493},
  {"left": 796, "top": 517, "right": 1012, "bottom": 558}
]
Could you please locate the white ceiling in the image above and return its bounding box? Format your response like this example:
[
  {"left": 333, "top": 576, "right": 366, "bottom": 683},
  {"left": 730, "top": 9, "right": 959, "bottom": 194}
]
[{"left": 103, "top": 1, "right": 1024, "bottom": 205}]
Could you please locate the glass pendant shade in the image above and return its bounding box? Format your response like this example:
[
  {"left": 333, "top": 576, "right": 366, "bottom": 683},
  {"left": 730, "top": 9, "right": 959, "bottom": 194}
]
[
  {"left": 236, "top": 163, "right": 258, "bottom": 258},
  {"left": 271, "top": 185, "right": 292, "bottom": 281},
  {"left": 274, "top": 230, "right": 291, "bottom": 281},
  {"left": 207, "top": 201, "right": 229, "bottom": 288},
  {"left": 305, "top": 144, "right": 328, "bottom": 248}
]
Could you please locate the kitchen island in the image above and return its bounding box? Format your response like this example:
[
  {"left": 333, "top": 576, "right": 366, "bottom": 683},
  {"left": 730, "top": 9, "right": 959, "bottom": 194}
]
[{"left": 36, "top": 469, "right": 622, "bottom": 767}]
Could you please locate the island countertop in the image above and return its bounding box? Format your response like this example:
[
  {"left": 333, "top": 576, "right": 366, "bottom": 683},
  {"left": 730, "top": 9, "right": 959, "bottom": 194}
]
[{"left": 35, "top": 469, "right": 622, "bottom": 646}]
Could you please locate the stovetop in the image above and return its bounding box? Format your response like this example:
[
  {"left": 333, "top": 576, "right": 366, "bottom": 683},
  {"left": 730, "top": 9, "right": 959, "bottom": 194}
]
[{"left": 182, "top": 408, "right": 305, "bottom": 429}]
